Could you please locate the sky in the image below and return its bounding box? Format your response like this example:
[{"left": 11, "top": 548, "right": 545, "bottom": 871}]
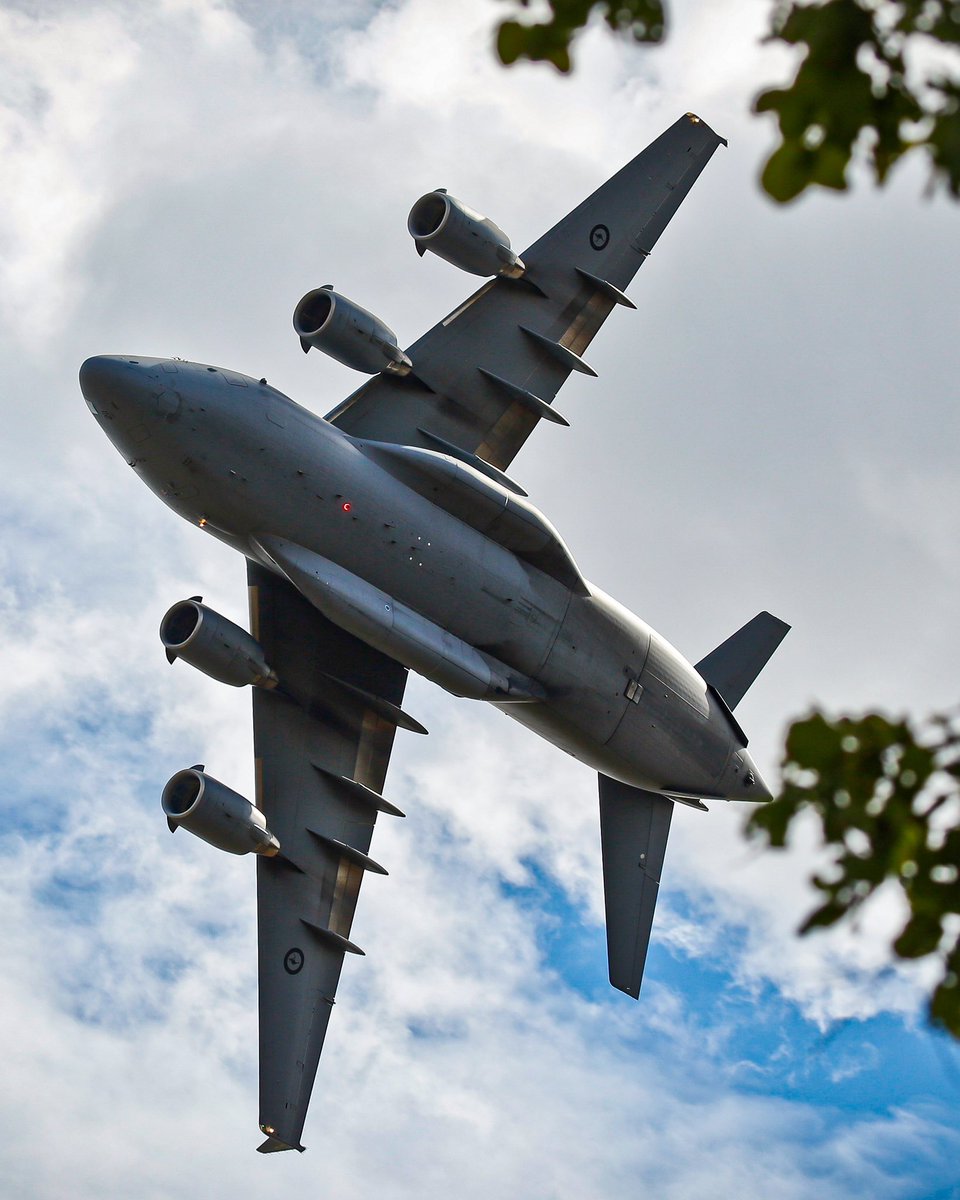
[{"left": 1, "top": 0, "right": 959, "bottom": 1195}]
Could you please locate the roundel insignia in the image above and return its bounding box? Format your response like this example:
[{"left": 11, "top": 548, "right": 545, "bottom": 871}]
[
  {"left": 589, "top": 224, "right": 610, "bottom": 251},
  {"left": 284, "top": 947, "right": 305, "bottom": 975}
]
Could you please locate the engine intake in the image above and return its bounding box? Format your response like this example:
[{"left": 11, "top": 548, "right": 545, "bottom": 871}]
[
  {"left": 407, "top": 191, "right": 524, "bottom": 278},
  {"left": 160, "top": 598, "right": 277, "bottom": 688},
  {"left": 162, "top": 768, "right": 279, "bottom": 856},
  {"left": 293, "top": 286, "right": 412, "bottom": 375}
]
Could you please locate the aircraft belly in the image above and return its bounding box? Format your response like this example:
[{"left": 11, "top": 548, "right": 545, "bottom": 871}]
[
  {"left": 536, "top": 590, "right": 650, "bottom": 745},
  {"left": 606, "top": 631, "right": 729, "bottom": 790},
  {"left": 204, "top": 418, "right": 566, "bottom": 682},
  {"left": 498, "top": 702, "right": 666, "bottom": 790},
  {"left": 134, "top": 385, "right": 726, "bottom": 785},
  {"left": 470, "top": 544, "right": 570, "bottom": 676},
  {"left": 130, "top": 384, "right": 568, "bottom": 684},
  {"left": 310, "top": 500, "right": 565, "bottom": 678}
]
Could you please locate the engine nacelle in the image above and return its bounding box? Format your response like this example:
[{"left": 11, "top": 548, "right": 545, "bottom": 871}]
[
  {"left": 407, "top": 191, "right": 525, "bottom": 279},
  {"left": 160, "top": 598, "right": 277, "bottom": 688},
  {"left": 292, "top": 286, "right": 412, "bottom": 375},
  {"left": 162, "top": 768, "right": 280, "bottom": 856}
]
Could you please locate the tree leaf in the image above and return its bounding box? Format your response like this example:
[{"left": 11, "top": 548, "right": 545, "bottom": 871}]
[
  {"left": 746, "top": 706, "right": 960, "bottom": 1038},
  {"left": 495, "top": 0, "right": 665, "bottom": 71}
]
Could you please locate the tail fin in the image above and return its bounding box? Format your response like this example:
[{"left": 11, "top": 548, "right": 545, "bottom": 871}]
[
  {"left": 695, "top": 612, "right": 790, "bottom": 710},
  {"left": 598, "top": 776, "right": 674, "bottom": 999}
]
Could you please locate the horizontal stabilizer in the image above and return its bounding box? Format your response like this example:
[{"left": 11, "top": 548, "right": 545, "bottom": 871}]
[
  {"left": 695, "top": 611, "right": 790, "bottom": 710},
  {"left": 598, "top": 775, "right": 673, "bottom": 999}
]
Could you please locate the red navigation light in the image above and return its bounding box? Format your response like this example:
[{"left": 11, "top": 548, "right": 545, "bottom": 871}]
[{"left": 342, "top": 501, "right": 352, "bottom": 513}]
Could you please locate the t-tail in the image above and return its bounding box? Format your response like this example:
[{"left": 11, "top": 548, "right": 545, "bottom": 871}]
[
  {"left": 599, "top": 611, "right": 789, "bottom": 998},
  {"left": 694, "top": 611, "right": 791, "bottom": 711}
]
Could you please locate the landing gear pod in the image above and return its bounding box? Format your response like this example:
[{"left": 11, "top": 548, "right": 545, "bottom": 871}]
[
  {"left": 160, "top": 598, "right": 278, "bottom": 689},
  {"left": 292, "top": 286, "right": 412, "bottom": 375},
  {"left": 162, "top": 768, "right": 280, "bottom": 856},
  {"left": 407, "top": 191, "right": 525, "bottom": 278}
]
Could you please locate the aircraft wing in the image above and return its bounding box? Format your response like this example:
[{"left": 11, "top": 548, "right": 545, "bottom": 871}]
[
  {"left": 326, "top": 113, "right": 725, "bottom": 472},
  {"left": 247, "top": 561, "right": 419, "bottom": 1153}
]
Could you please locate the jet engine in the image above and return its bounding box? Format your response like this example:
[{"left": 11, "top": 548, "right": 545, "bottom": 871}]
[
  {"left": 407, "top": 191, "right": 525, "bottom": 278},
  {"left": 292, "top": 286, "right": 412, "bottom": 375},
  {"left": 162, "top": 768, "right": 280, "bottom": 856},
  {"left": 160, "top": 598, "right": 278, "bottom": 689}
]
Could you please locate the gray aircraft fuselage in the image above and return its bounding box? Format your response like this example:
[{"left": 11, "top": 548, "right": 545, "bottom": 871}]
[{"left": 80, "top": 353, "right": 768, "bottom": 803}]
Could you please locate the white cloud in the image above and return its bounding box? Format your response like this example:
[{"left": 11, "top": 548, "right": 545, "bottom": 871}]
[
  {"left": 4, "top": 730, "right": 956, "bottom": 1198},
  {"left": 2, "top": 0, "right": 959, "bottom": 1194}
]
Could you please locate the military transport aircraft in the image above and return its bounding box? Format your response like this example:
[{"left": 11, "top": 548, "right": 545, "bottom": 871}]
[{"left": 80, "top": 113, "right": 788, "bottom": 1154}]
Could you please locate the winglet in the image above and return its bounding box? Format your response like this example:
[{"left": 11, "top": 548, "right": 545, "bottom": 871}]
[
  {"left": 695, "top": 612, "right": 790, "bottom": 710},
  {"left": 685, "top": 112, "right": 728, "bottom": 147},
  {"left": 257, "top": 1134, "right": 305, "bottom": 1154}
]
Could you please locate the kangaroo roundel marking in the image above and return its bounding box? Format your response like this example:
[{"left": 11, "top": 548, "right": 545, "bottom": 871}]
[
  {"left": 589, "top": 223, "right": 610, "bottom": 251},
  {"left": 284, "top": 947, "right": 305, "bottom": 975}
]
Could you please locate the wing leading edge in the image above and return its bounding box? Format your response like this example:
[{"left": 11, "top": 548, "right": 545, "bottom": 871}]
[
  {"left": 327, "top": 113, "right": 726, "bottom": 471},
  {"left": 248, "top": 562, "right": 415, "bottom": 1153}
]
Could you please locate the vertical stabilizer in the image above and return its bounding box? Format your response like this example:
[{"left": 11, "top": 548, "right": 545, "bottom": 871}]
[{"left": 695, "top": 612, "right": 790, "bottom": 710}]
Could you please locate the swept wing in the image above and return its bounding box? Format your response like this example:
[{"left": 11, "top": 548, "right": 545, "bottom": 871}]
[
  {"left": 326, "top": 113, "right": 726, "bottom": 469},
  {"left": 247, "top": 562, "right": 417, "bottom": 1153}
]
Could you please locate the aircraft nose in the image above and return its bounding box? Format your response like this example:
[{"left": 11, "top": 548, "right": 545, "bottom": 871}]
[{"left": 79, "top": 355, "right": 132, "bottom": 408}]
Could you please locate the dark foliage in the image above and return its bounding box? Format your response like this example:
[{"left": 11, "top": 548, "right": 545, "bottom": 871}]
[
  {"left": 495, "top": 0, "right": 960, "bottom": 201},
  {"left": 747, "top": 710, "right": 960, "bottom": 1037}
]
